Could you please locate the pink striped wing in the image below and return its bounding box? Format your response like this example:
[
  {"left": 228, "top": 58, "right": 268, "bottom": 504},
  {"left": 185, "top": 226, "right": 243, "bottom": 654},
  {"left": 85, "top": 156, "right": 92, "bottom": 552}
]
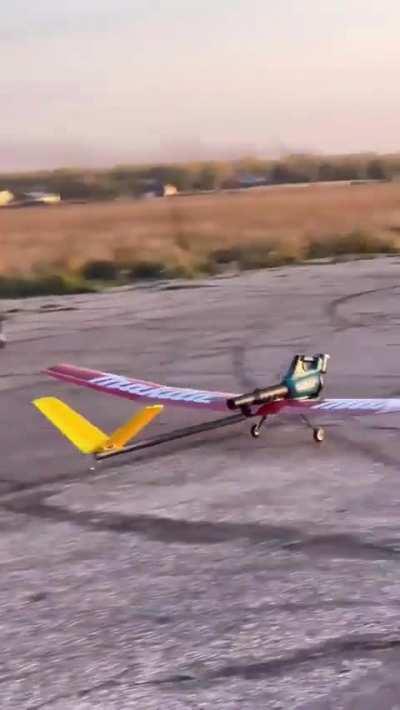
[
  {"left": 258, "top": 398, "right": 400, "bottom": 417},
  {"left": 46, "top": 364, "right": 236, "bottom": 412},
  {"left": 46, "top": 364, "right": 400, "bottom": 417}
]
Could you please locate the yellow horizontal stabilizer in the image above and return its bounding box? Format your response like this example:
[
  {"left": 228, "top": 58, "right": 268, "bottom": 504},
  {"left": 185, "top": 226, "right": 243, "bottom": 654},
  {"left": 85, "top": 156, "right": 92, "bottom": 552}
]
[
  {"left": 33, "top": 397, "right": 164, "bottom": 456},
  {"left": 101, "top": 404, "right": 164, "bottom": 452},
  {"left": 33, "top": 397, "right": 108, "bottom": 454}
]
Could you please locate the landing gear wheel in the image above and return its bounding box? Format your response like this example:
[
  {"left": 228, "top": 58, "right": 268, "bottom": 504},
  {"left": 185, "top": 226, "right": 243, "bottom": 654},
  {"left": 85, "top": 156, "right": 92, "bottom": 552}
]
[
  {"left": 251, "top": 424, "right": 261, "bottom": 439},
  {"left": 313, "top": 427, "right": 325, "bottom": 443}
]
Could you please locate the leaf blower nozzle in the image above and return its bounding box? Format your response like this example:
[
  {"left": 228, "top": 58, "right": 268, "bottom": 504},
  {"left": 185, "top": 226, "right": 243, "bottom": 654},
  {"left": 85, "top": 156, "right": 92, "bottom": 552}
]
[
  {"left": 226, "top": 353, "right": 330, "bottom": 412},
  {"left": 226, "top": 384, "right": 289, "bottom": 411}
]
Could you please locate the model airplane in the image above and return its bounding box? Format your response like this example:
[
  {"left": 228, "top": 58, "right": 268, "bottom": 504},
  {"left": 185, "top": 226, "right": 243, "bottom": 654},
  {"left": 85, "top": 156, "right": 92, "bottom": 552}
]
[{"left": 33, "top": 353, "right": 400, "bottom": 463}]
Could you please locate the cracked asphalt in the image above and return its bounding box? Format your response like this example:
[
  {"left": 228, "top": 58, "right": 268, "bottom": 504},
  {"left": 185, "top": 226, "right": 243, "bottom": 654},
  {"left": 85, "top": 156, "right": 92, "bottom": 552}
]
[{"left": 1, "top": 258, "right": 400, "bottom": 709}]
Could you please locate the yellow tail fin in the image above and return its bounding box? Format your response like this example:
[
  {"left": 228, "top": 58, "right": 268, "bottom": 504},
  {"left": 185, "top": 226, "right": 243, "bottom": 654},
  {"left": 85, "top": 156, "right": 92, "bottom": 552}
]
[
  {"left": 33, "top": 397, "right": 163, "bottom": 455},
  {"left": 102, "top": 405, "right": 164, "bottom": 452}
]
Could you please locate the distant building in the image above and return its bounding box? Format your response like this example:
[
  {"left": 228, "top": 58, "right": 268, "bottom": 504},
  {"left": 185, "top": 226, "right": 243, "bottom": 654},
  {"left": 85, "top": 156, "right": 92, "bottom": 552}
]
[
  {"left": 23, "top": 190, "right": 61, "bottom": 205},
  {"left": 237, "top": 174, "right": 268, "bottom": 188},
  {"left": 221, "top": 174, "right": 269, "bottom": 190},
  {"left": 138, "top": 179, "right": 178, "bottom": 199},
  {"left": 0, "top": 190, "right": 14, "bottom": 207},
  {"left": 0, "top": 188, "right": 62, "bottom": 208},
  {"left": 163, "top": 184, "right": 178, "bottom": 197}
]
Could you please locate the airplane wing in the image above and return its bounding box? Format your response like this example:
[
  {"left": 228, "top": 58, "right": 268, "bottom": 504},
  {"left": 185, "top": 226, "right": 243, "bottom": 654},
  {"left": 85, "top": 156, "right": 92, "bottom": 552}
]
[
  {"left": 46, "top": 364, "right": 236, "bottom": 413},
  {"left": 46, "top": 365, "right": 400, "bottom": 418},
  {"left": 279, "top": 398, "right": 400, "bottom": 416}
]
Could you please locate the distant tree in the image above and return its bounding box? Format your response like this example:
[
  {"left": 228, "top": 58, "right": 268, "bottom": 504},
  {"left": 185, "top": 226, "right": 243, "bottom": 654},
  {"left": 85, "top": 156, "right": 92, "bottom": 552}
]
[
  {"left": 194, "top": 163, "right": 221, "bottom": 191},
  {"left": 0, "top": 151, "right": 398, "bottom": 201},
  {"left": 234, "top": 156, "right": 269, "bottom": 177},
  {"left": 285, "top": 154, "right": 319, "bottom": 182},
  {"left": 366, "top": 159, "right": 387, "bottom": 181},
  {"left": 330, "top": 161, "right": 362, "bottom": 181},
  {"left": 271, "top": 162, "right": 294, "bottom": 184},
  {"left": 317, "top": 162, "right": 337, "bottom": 182}
]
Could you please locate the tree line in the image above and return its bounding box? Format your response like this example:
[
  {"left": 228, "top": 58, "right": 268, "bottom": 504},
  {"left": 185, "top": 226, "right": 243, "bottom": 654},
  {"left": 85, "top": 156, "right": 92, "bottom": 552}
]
[{"left": 1, "top": 153, "right": 399, "bottom": 201}]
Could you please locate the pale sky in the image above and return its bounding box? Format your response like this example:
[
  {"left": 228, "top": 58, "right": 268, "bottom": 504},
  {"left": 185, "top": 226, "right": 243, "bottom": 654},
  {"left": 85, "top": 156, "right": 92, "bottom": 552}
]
[{"left": 2, "top": 0, "right": 400, "bottom": 171}]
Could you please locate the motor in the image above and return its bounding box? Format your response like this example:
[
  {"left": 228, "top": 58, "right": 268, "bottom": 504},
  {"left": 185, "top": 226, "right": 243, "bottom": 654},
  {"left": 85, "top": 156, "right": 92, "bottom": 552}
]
[{"left": 226, "top": 353, "right": 330, "bottom": 412}]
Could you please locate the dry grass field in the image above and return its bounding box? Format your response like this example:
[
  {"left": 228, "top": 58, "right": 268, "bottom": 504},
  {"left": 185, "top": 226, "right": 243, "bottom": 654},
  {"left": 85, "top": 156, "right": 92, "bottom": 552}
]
[{"left": 1, "top": 183, "right": 400, "bottom": 295}]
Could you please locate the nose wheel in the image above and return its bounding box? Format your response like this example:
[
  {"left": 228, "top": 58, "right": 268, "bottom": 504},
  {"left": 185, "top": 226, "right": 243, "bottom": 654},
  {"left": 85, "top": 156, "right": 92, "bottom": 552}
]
[
  {"left": 301, "top": 415, "right": 325, "bottom": 444},
  {"left": 313, "top": 427, "right": 325, "bottom": 443},
  {"left": 251, "top": 416, "right": 267, "bottom": 439}
]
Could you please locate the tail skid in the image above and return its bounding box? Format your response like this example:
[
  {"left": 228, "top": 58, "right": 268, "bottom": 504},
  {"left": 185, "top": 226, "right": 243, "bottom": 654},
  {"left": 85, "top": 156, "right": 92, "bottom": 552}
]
[{"left": 33, "top": 397, "right": 163, "bottom": 455}]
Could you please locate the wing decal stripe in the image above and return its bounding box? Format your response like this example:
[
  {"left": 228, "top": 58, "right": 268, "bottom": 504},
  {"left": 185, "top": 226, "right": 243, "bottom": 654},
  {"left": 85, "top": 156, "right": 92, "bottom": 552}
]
[{"left": 46, "top": 364, "right": 233, "bottom": 412}]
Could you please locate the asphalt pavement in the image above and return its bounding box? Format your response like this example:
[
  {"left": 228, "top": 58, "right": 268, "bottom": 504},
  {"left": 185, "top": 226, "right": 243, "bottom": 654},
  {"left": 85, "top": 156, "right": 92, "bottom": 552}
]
[{"left": 1, "top": 257, "right": 400, "bottom": 709}]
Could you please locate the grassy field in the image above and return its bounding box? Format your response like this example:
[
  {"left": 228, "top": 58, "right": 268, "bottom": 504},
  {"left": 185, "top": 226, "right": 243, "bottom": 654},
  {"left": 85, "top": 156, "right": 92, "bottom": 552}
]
[{"left": 1, "top": 183, "right": 400, "bottom": 296}]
